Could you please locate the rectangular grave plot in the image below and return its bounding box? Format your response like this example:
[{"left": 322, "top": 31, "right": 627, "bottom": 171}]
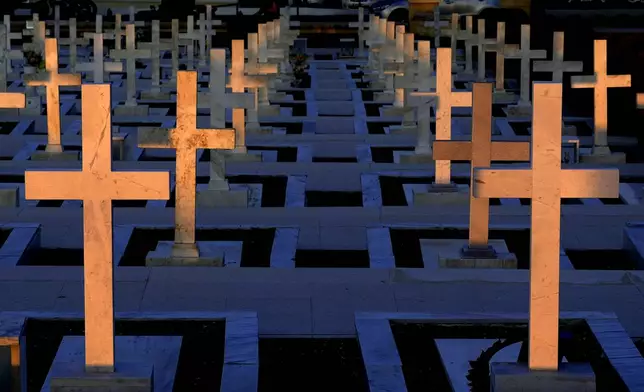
[
  {"left": 294, "top": 249, "right": 370, "bottom": 268},
  {"left": 258, "top": 338, "right": 369, "bottom": 392},
  {"left": 378, "top": 176, "right": 470, "bottom": 207},
  {"left": 565, "top": 249, "right": 637, "bottom": 270},
  {"left": 278, "top": 102, "right": 307, "bottom": 116},
  {"left": 193, "top": 175, "right": 288, "bottom": 207},
  {"left": 359, "top": 314, "right": 628, "bottom": 392},
  {"left": 366, "top": 121, "right": 400, "bottom": 135},
  {"left": 389, "top": 228, "right": 530, "bottom": 268},
  {"left": 305, "top": 191, "right": 363, "bottom": 207},
  {"left": 119, "top": 228, "right": 276, "bottom": 267},
  {"left": 200, "top": 147, "right": 298, "bottom": 163},
  {"left": 370, "top": 147, "right": 415, "bottom": 164},
  {"left": 0, "top": 122, "right": 18, "bottom": 135},
  {"left": 24, "top": 318, "right": 229, "bottom": 391},
  {"left": 19, "top": 246, "right": 83, "bottom": 266}
]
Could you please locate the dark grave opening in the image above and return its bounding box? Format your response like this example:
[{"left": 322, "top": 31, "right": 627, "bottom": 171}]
[
  {"left": 24, "top": 318, "right": 226, "bottom": 392},
  {"left": 370, "top": 147, "right": 415, "bottom": 164},
  {"left": 508, "top": 121, "right": 531, "bottom": 136},
  {"left": 366, "top": 121, "right": 399, "bottom": 134},
  {"left": 0, "top": 174, "right": 25, "bottom": 183},
  {"left": 138, "top": 151, "right": 176, "bottom": 161},
  {"left": 36, "top": 200, "right": 64, "bottom": 208},
  {"left": 113, "top": 200, "right": 148, "bottom": 208},
  {"left": 492, "top": 104, "right": 508, "bottom": 117},
  {"left": 261, "top": 122, "right": 303, "bottom": 134},
  {"left": 600, "top": 197, "right": 625, "bottom": 205},
  {"left": 294, "top": 249, "right": 370, "bottom": 268},
  {"left": 361, "top": 90, "right": 376, "bottom": 101},
  {"left": 305, "top": 191, "right": 363, "bottom": 207},
  {"left": 364, "top": 103, "right": 384, "bottom": 117},
  {"left": 454, "top": 81, "right": 468, "bottom": 89},
  {"left": 258, "top": 338, "right": 369, "bottom": 392},
  {"left": 355, "top": 81, "right": 371, "bottom": 89},
  {"left": 278, "top": 102, "right": 307, "bottom": 116},
  {"left": 189, "top": 175, "right": 288, "bottom": 207},
  {"left": 0, "top": 122, "right": 18, "bottom": 135},
  {"left": 565, "top": 121, "right": 594, "bottom": 136},
  {"left": 35, "top": 145, "right": 82, "bottom": 152},
  {"left": 620, "top": 176, "right": 644, "bottom": 183},
  {"left": 378, "top": 176, "right": 470, "bottom": 207},
  {"left": 0, "top": 157, "right": 12, "bottom": 160},
  {"left": 612, "top": 144, "right": 643, "bottom": 163},
  {"left": 565, "top": 249, "right": 636, "bottom": 270},
  {"left": 289, "top": 91, "right": 306, "bottom": 101},
  {"left": 147, "top": 103, "right": 177, "bottom": 116},
  {"left": 313, "top": 54, "right": 333, "bottom": 60},
  {"left": 20, "top": 247, "right": 84, "bottom": 266},
  {"left": 389, "top": 228, "right": 531, "bottom": 268},
  {"left": 346, "top": 64, "right": 361, "bottom": 70},
  {"left": 200, "top": 147, "right": 298, "bottom": 163},
  {"left": 119, "top": 228, "right": 275, "bottom": 267},
  {"left": 389, "top": 320, "right": 627, "bottom": 392},
  {"left": 113, "top": 122, "right": 163, "bottom": 128},
  {"left": 0, "top": 229, "right": 10, "bottom": 249},
  {"left": 312, "top": 156, "right": 358, "bottom": 163}
]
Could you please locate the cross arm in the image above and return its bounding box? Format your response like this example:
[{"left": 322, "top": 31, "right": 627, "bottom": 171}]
[
  {"left": 0, "top": 93, "right": 26, "bottom": 108},
  {"left": 453, "top": 92, "right": 473, "bottom": 107},
  {"left": 227, "top": 75, "right": 269, "bottom": 89},
  {"left": 189, "top": 128, "right": 236, "bottom": 150},
  {"left": 242, "top": 63, "right": 279, "bottom": 75},
  {"left": 433, "top": 141, "right": 530, "bottom": 161},
  {"left": 138, "top": 127, "right": 174, "bottom": 149},
  {"left": 570, "top": 74, "right": 596, "bottom": 89},
  {"left": 472, "top": 168, "right": 620, "bottom": 198},
  {"left": 532, "top": 60, "right": 583, "bottom": 73}
]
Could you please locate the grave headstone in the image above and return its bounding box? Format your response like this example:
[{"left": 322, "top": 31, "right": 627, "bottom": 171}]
[
  {"left": 484, "top": 22, "right": 519, "bottom": 101},
  {"left": 77, "top": 33, "right": 123, "bottom": 83},
  {"left": 58, "top": 18, "right": 88, "bottom": 72},
  {"left": 2, "top": 16, "right": 22, "bottom": 77},
  {"left": 110, "top": 24, "right": 152, "bottom": 115},
  {"left": 0, "top": 25, "right": 22, "bottom": 93},
  {"left": 178, "top": 15, "right": 198, "bottom": 70},
  {"left": 475, "top": 19, "right": 496, "bottom": 82},
  {"left": 139, "top": 20, "right": 174, "bottom": 100}
]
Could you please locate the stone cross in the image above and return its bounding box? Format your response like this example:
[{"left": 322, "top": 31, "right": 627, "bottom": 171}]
[
  {"left": 77, "top": 34, "right": 123, "bottom": 83},
  {"left": 433, "top": 9, "right": 441, "bottom": 48},
  {"left": 138, "top": 71, "right": 235, "bottom": 257},
  {"left": 104, "top": 14, "right": 124, "bottom": 51},
  {"left": 2, "top": 16, "right": 22, "bottom": 76},
  {"left": 250, "top": 29, "right": 279, "bottom": 110},
  {"left": 462, "top": 16, "right": 476, "bottom": 74},
  {"left": 504, "top": 25, "right": 547, "bottom": 105},
  {"left": 0, "top": 25, "right": 22, "bottom": 91},
  {"left": 58, "top": 18, "right": 88, "bottom": 72},
  {"left": 139, "top": 20, "right": 174, "bottom": 93},
  {"left": 25, "top": 38, "right": 81, "bottom": 152},
  {"left": 406, "top": 41, "right": 435, "bottom": 155},
  {"left": 197, "top": 8, "right": 221, "bottom": 54},
  {"left": 50, "top": 5, "right": 69, "bottom": 40},
  {"left": 571, "top": 40, "right": 630, "bottom": 154},
  {"left": 110, "top": 24, "right": 152, "bottom": 106},
  {"left": 199, "top": 49, "right": 255, "bottom": 190},
  {"left": 348, "top": 7, "right": 365, "bottom": 54},
  {"left": 442, "top": 13, "right": 462, "bottom": 67},
  {"left": 126, "top": 6, "right": 145, "bottom": 28},
  {"left": 411, "top": 48, "right": 472, "bottom": 184},
  {"left": 484, "top": 22, "right": 519, "bottom": 92},
  {"left": 25, "top": 83, "right": 170, "bottom": 372},
  {"left": 197, "top": 13, "right": 207, "bottom": 67},
  {"left": 434, "top": 83, "right": 529, "bottom": 248},
  {"left": 472, "top": 82, "right": 619, "bottom": 370},
  {"left": 178, "top": 15, "right": 198, "bottom": 70},
  {"left": 475, "top": 19, "right": 496, "bottom": 82},
  {"left": 84, "top": 14, "right": 103, "bottom": 39},
  {"left": 22, "top": 20, "right": 46, "bottom": 55},
  {"left": 533, "top": 32, "right": 583, "bottom": 83}
]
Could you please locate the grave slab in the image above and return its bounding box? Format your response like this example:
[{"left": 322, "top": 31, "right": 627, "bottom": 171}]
[
  {"left": 395, "top": 151, "right": 433, "bottom": 164},
  {"left": 43, "top": 335, "right": 182, "bottom": 392},
  {"left": 421, "top": 239, "right": 516, "bottom": 269},
  {"left": 146, "top": 241, "right": 226, "bottom": 266},
  {"left": 490, "top": 362, "right": 595, "bottom": 392}
]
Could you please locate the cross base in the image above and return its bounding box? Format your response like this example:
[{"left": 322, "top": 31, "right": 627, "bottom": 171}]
[
  {"left": 49, "top": 360, "right": 153, "bottom": 392},
  {"left": 389, "top": 124, "right": 418, "bottom": 135},
  {"left": 0, "top": 186, "right": 19, "bottom": 207},
  {"left": 258, "top": 105, "right": 282, "bottom": 117},
  {"left": 580, "top": 148, "right": 626, "bottom": 164},
  {"left": 146, "top": 241, "right": 224, "bottom": 267},
  {"left": 246, "top": 122, "right": 274, "bottom": 135},
  {"left": 31, "top": 150, "right": 80, "bottom": 161},
  {"left": 139, "top": 90, "right": 172, "bottom": 101},
  {"left": 412, "top": 183, "right": 470, "bottom": 206},
  {"left": 396, "top": 151, "right": 433, "bottom": 164},
  {"left": 460, "top": 244, "right": 498, "bottom": 259},
  {"left": 196, "top": 188, "right": 249, "bottom": 208},
  {"left": 493, "top": 89, "right": 518, "bottom": 104},
  {"left": 381, "top": 105, "right": 414, "bottom": 117},
  {"left": 490, "top": 362, "right": 595, "bottom": 392},
  {"left": 503, "top": 102, "right": 533, "bottom": 118}
]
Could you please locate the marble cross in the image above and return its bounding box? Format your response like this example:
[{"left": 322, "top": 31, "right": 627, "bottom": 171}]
[
  {"left": 533, "top": 32, "right": 583, "bottom": 83},
  {"left": 139, "top": 20, "right": 174, "bottom": 93},
  {"left": 58, "top": 18, "right": 88, "bottom": 72},
  {"left": 22, "top": 20, "right": 47, "bottom": 55},
  {"left": 197, "top": 8, "right": 221, "bottom": 54},
  {"left": 504, "top": 25, "right": 546, "bottom": 105},
  {"left": 442, "top": 13, "right": 462, "bottom": 67},
  {"left": 411, "top": 48, "right": 472, "bottom": 184},
  {"left": 104, "top": 14, "right": 124, "bottom": 51},
  {"left": 571, "top": 40, "right": 630, "bottom": 155},
  {"left": 138, "top": 71, "right": 235, "bottom": 257},
  {"left": 50, "top": 5, "right": 69, "bottom": 40},
  {"left": 484, "top": 22, "right": 519, "bottom": 92},
  {"left": 77, "top": 34, "right": 123, "bottom": 83},
  {"left": 110, "top": 24, "right": 152, "bottom": 106},
  {"left": 461, "top": 16, "right": 476, "bottom": 75},
  {"left": 197, "top": 13, "right": 208, "bottom": 67},
  {"left": 406, "top": 40, "right": 435, "bottom": 156},
  {"left": 2, "top": 16, "right": 22, "bottom": 76},
  {"left": 178, "top": 15, "right": 198, "bottom": 70},
  {"left": 475, "top": 19, "right": 496, "bottom": 82},
  {"left": 434, "top": 82, "right": 529, "bottom": 248},
  {"left": 473, "top": 82, "right": 619, "bottom": 371},
  {"left": 25, "top": 38, "right": 81, "bottom": 152},
  {"left": 26, "top": 83, "right": 170, "bottom": 372},
  {"left": 0, "top": 25, "right": 22, "bottom": 91},
  {"left": 199, "top": 49, "right": 255, "bottom": 190},
  {"left": 348, "top": 7, "right": 365, "bottom": 54}
]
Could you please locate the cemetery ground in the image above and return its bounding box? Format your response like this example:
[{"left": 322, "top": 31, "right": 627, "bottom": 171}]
[{"left": 0, "top": 4, "right": 642, "bottom": 392}]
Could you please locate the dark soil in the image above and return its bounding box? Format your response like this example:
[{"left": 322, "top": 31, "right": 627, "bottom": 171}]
[
  {"left": 366, "top": 121, "right": 400, "bottom": 135},
  {"left": 305, "top": 191, "right": 363, "bottom": 207},
  {"left": 0, "top": 122, "right": 18, "bottom": 135},
  {"left": 294, "top": 249, "right": 370, "bottom": 268},
  {"left": 0, "top": 174, "right": 25, "bottom": 183},
  {"left": 24, "top": 318, "right": 225, "bottom": 392},
  {"left": 119, "top": 228, "right": 275, "bottom": 267},
  {"left": 258, "top": 338, "right": 369, "bottom": 392},
  {"left": 20, "top": 247, "right": 84, "bottom": 266},
  {"left": 565, "top": 249, "right": 637, "bottom": 270}
]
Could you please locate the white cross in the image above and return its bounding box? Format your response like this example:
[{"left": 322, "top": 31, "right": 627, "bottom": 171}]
[
  {"left": 461, "top": 16, "right": 476, "bottom": 74},
  {"left": 77, "top": 34, "right": 123, "bottom": 83},
  {"left": 240, "top": 34, "right": 277, "bottom": 130},
  {"left": 484, "top": 22, "right": 519, "bottom": 92},
  {"left": 22, "top": 20, "right": 47, "bottom": 55},
  {"left": 533, "top": 32, "right": 583, "bottom": 83},
  {"left": 571, "top": 40, "right": 630, "bottom": 152},
  {"left": 407, "top": 40, "right": 437, "bottom": 155},
  {"left": 178, "top": 15, "right": 199, "bottom": 70},
  {"left": 348, "top": 7, "right": 365, "bottom": 53},
  {"left": 104, "top": 14, "right": 124, "bottom": 51},
  {"left": 411, "top": 48, "right": 472, "bottom": 184},
  {"left": 139, "top": 20, "right": 174, "bottom": 92},
  {"left": 138, "top": 71, "right": 235, "bottom": 257},
  {"left": 110, "top": 24, "right": 152, "bottom": 106},
  {"left": 25, "top": 83, "right": 170, "bottom": 372},
  {"left": 0, "top": 25, "right": 22, "bottom": 91},
  {"left": 2, "top": 16, "right": 22, "bottom": 76},
  {"left": 58, "top": 18, "right": 88, "bottom": 72},
  {"left": 504, "top": 25, "right": 547, "bottom": 105},
  {"left": 25, "top": 38, "right": 81, "bottom": 152},
  {"left": 473, "top": 82, "right": 619, "bottom": 371},
  {"left": 475, "top": 19, "right": 496, "bottom": 82},
  {"left": 197, "top": 6, "right": 222, "bottom": 54}
]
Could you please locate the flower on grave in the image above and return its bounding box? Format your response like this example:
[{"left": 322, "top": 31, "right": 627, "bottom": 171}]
[{"left": 24, "top": 50, "right": 44, "bottom": 69}]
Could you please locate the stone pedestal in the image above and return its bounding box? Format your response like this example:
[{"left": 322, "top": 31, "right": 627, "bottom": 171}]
[
  {"left": 438, "top": 240, "right": 518, "bottom": 269},
  {"left": 493, "top": 90, "right": 518, "bottom": 104},
  {"left": 389, "top": 124, "right": 417, "bottom": 135},
  {"left": 503, "top": 102, "right": 532, "bottom": 118},
  {"left": 20, "top": 97, "right": 42, "bottom": 116},
  {"left": 50, "top": 361, "right": 153, "bottom": 392},
  {"left": 246, "top": 123, "right": 274, "bottom": 135},
  {"left": 146, "top": 241, "right": 225, "bottom": 266},
  {"left": 0, "top": 186, "right": 19, "bottom": 207},
  {"left": 197, "top": 188, "right": 249, "bottom": 208},
  {"left": 580, "top": 149, "right": 626, "bottom": 164},
  {"left": 397, "top": 151, "right": 434, "bottom": 164},
  {"left": 225, "top": 151, "right": 263, "bottom": 163},
  {"left": 112, "top": 133, "right": 128, "bottom": 161},
  {"left": 373, "top": 92, "right": 394, "bottom": 103},
  {"left": 31, "top": 151, "right": 80, "bottom": 161},
  {"left": 490, "top": 362, "right": 595, "bottom": 392},
  {"left": 113, "top": 104, "right": 150, "bottom": 117},
  {"left": 381, "top": 106, "right": 413, "bottom": 117},
  {"left": 258, "top": 105, "right": 281, "bottom": 117},
  {"left": 140, "top": 90, "right": 172, "bottom": 100},
  {"left": 269, "top": 92, "right": 288, "bottom": 101},
  {"left": 413, "top": 183, "right": 469, "bottom": 205}
]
